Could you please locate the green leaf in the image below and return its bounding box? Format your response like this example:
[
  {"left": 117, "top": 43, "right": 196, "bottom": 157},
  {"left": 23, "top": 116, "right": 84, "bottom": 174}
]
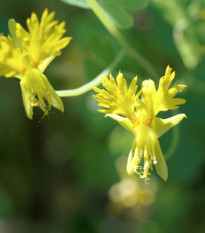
[
  {"left": 62, "top": 0, "right": 149, "bottom": 29},
  {"left": 97, "top": 0, "right": 149, "bottom": 29},
  {"left": 61, "top": 0, "right": 90, "bottom": 9},
  {"left": 153, "top": 0, "right": 204, "bottom": 69}
]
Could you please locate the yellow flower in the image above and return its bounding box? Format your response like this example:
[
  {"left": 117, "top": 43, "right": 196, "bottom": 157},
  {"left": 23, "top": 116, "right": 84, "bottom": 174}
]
[
  {"left": 0, "top": 9, "right": 71, "bottom": 119},
  {"left": 94, "top": 66, "right": 187, "bottom": 181}
]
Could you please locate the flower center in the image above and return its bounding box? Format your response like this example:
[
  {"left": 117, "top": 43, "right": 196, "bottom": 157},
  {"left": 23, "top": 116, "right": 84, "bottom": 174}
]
[{"left": 128, "top": 113, "right": 139, "bottom": 127}]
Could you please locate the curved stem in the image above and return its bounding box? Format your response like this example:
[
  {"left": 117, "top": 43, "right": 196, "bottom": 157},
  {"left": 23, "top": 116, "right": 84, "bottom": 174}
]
[
  {"left": 173, "top": 20, "right": 199, "bottom": 69},
  {"left": 183, "top": 73, "right": 205, "bottom": 95},
  {"left": 85, "top": 0, "right": 158, "bottom": 81},
  {"left": 164, "top": 110, "right": 180, "bottom": 160},
  {"left": 190, "top": 79, "right": 205, "bottom": 95},
  {"left": 165, "top": 125, "right": 180, "bottom": 160},
  {"left": 56, "top": 50, "right": 124, "bottom": 97}
]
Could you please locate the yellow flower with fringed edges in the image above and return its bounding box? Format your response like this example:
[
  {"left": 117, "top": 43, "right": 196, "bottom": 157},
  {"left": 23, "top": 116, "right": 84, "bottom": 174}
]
[
  {"left": 0, "top": 9, "right": 71, "bottom": 119},
  {"left": 93, "top": 66, "right": 187, "bottom": 181}
]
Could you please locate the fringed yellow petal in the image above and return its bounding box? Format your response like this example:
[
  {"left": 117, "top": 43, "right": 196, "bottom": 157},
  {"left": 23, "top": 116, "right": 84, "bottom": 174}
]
[
  {"left": 16, "top": 9, "right": 72, "bottom": 72},
  {"left": 128, "top": 76, "right": 138, "bottom": 98},
  {"left": 0, "top": 35, "right": 26, "bottom": 77},
  {"left": 169, "top": 84, "right": 187, "bottom": 95},
  {"left": 1, "top": 9, "right": 71, "bottom": 77},
  {"left": 116, "top": 72, "right": 127, "bottom": 96},
  {"left": 141, "top": 79, "right": 156, "bottom": 120},
  {"left": 154, "top": 65, "right": 187, "bottom": 115},
  {"left": 93, "top": 73, "right": 138, "bottom": 117}
]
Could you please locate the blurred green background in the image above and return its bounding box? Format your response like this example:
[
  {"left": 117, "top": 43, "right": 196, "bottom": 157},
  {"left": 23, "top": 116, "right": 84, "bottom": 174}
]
[{"left": 0, "top": 0, "right": 205, "bottom": 232}]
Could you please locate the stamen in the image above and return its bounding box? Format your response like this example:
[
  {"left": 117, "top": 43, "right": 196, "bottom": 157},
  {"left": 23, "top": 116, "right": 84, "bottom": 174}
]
[{"left": 153, "top": 159, "right": 158, "bottom": 164}]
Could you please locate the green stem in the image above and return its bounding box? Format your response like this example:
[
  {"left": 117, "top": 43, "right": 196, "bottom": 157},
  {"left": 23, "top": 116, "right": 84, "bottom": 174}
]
[
  {"left": 190, "top": 79, "right": 205, "bottom": 95},
  {"left": 164, "top": 110, "right": 180, "bottom": 160},
  {"left": 165, "top": 125, "right": 180, "bottom": 160},
  {"left": 183, "top": 73, "right": 205, "bottom": 95},
  {"left": 85, "top": 0, "right": 158, "bottom": 81},
  {"left": 56, "top": 50, "right": 124, "bottom": 97},
  {"left": 173, "top": 20, "right": 199, "bottom": 69}
]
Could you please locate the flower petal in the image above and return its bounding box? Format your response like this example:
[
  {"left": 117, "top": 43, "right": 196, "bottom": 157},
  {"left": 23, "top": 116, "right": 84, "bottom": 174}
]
[
  {"left": 127, "top": 149, "right": 136, "bottom": 175},
  {"left": 40, "top": 73, "right": 64, "bottom": 112},
  {"left": 93, "top": 73, "right": 138, "bottom": 117},
  {"left": 20, "top": 68, "right": 64, "bottom": 119},
  {"left": 154, "top": 66, "right": 187, "bottom": 115},
  {"left": 152, "top": 114, "right": 187, "bottom": 138},
  {"left": 20, "top": 79, "right": 33, "bottom": 119},
  {"left": 0, "top": 35, "right": 26, "bottom": 77},
  {"left": 106, "top": 114, "right": 134, "bottom": 133},
  {"left": 154, "top": 140, "right": 168, "bottom": 181},
  {"left": 16, "top": 9, "right": 71, "bottom": 71}
]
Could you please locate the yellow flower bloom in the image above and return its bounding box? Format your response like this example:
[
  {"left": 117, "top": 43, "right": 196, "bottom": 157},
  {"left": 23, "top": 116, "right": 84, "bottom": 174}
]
[
  {"left": 0, "top": 9, "right": 71, "bottom": 119},
  {"left": 94, "top": 66, "right": 187, "bottom": 181}
]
